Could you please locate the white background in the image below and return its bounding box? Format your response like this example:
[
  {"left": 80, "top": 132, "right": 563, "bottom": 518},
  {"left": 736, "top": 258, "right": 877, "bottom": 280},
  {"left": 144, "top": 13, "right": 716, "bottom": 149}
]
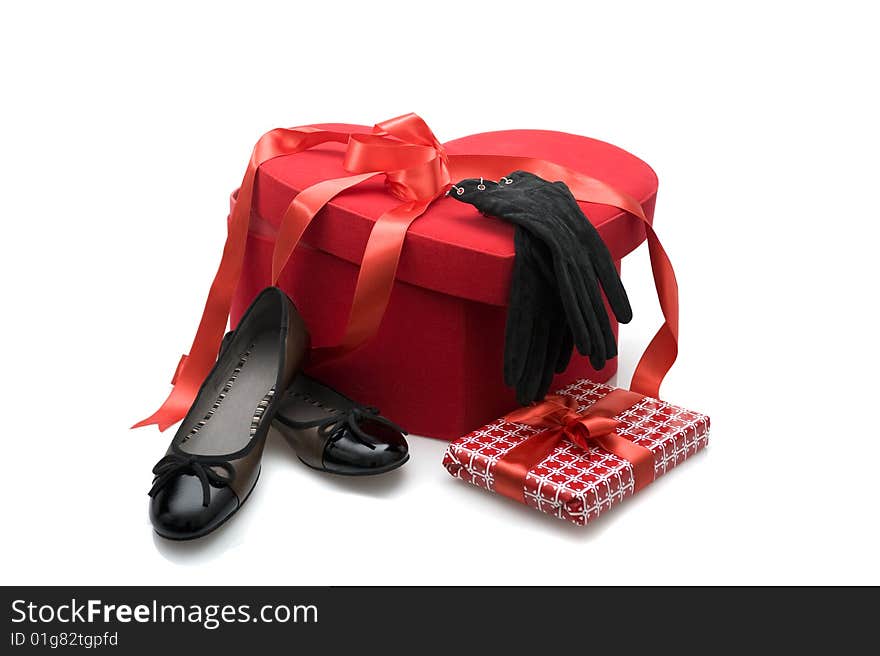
[{"left": 2, "top": 1, "right": 877, "bottom": 586}]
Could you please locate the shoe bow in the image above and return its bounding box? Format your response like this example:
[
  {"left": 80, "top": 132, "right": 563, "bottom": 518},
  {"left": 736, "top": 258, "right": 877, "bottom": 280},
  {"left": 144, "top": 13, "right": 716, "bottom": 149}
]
[
  {"left": 148, "top": 454, "right": 236, "bottom": 507},
  {"left": 316, "top": 406, "right": 406, "bottom": 449}
]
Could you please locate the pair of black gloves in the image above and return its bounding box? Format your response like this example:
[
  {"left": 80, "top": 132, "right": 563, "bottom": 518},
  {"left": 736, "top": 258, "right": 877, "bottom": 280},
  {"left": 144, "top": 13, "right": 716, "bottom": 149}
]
[{"left": 449, "top": 171, "right": 632, "bottom": 405}]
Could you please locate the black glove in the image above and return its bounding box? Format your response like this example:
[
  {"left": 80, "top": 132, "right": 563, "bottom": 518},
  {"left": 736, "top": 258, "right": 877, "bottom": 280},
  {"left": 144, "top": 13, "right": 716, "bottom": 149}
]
[
  {"left": 449, "top": 171, "right": 632, "bottom": 402},
  {"left": 503, "top": 225, "right": 574, "bottom": 404}
]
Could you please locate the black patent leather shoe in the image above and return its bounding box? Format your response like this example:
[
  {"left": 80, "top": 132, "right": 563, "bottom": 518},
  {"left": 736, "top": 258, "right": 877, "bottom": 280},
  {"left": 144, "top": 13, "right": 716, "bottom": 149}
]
[
  {"left": 217, "top": 331, "right": 409, "bottom": 476},
  {"left": 273, "top": 376, "right": 409, "bottom": 476},
  {"left": 148, "top": 287, "right": 309, "bottom": 540}
]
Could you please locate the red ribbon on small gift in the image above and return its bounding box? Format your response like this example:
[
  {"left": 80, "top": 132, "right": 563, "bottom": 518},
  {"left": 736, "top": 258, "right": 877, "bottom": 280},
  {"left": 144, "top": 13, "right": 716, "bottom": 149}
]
[
  {"left": 493, "top": 389, "right": 655, "bottom": 502},
  {"left": 134, "top": 113, "right": 678, "bottom": 431}
]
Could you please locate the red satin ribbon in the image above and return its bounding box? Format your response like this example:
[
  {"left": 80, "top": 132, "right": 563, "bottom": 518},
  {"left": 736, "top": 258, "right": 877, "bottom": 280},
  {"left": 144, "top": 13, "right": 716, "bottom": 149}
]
[
  {"left": 494, "top": 391, "right": 655, "bottom": 502},
  {"left": 135, "top": 113, "right": 679, "bottom": 430}
]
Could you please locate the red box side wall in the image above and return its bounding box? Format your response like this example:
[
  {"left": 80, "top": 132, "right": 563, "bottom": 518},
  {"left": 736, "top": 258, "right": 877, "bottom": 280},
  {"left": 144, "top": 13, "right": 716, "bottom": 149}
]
[{"left": 232, "top": 229, "right": 617, "bottom": 440}]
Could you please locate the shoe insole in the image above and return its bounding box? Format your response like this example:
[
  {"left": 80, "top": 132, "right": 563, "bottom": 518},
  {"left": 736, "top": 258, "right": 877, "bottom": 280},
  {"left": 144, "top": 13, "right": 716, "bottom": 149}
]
[
  {"left": 276, "top": 375, "right": 355, "bottom": 425},
  {"left": 177, "top": 329, "right": 278, "bottom": 456}
]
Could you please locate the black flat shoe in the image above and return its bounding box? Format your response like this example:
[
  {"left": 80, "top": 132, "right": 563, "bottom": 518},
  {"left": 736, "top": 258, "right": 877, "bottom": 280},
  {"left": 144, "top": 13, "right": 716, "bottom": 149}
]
[
  {"left": 148, "top": 287, "right": 309, "bottom": 540},
  {"left": 273, "top": 376, "right": 409, "bottom": 476},
  {"left": 217, "top": 331, "right": 409, "bottom": 476}
]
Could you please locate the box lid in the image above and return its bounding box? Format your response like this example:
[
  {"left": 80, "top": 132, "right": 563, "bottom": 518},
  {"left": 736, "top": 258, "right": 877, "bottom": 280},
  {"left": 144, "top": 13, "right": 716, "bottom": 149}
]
[{"left": 246, "top": 123, "right": 658, "bottom": 307}]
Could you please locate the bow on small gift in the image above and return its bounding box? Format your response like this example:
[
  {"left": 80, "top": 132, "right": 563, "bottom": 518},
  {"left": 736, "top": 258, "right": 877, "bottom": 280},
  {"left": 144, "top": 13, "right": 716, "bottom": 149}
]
[
  {"left": 493, "top": 390, "right": 655, "bottom": 502},
  {"left": 135, "top": 113, "right": 679, "bottom": 431}
]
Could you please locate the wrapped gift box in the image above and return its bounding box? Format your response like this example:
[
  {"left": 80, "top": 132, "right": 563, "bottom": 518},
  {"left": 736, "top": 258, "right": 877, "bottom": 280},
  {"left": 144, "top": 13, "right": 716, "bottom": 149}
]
[
  {"left": 443, "top": 378, "right": 710, "bottom": 525},
  {"left": 231, "top": 124, "right": 658, "bottom": 439}
]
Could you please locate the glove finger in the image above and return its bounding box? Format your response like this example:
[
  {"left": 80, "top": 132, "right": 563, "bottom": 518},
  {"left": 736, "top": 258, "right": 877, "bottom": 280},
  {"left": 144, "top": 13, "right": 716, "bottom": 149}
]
[
  {"left": 523, "top": 231, "right": 566, "bottom": 399},
  {"left": 525, "top": 235, "right": 555, "bottom": 285},
  {"left": 585, "top": 233, "right": 632, "bottom": 323},
  {"left": 504, "top": 229, "right": 543, "bottom": 386},
  {"left": 583, "top": 264, "right": 618, "bottom": 361},
  {"left": 503, "top": 280, "right": 532, "bottom": 388},
  {"left": 535, "top": 196, "right": 597, "bottom": 356},
  {"left": 562, "top": 253, "right": 602, "bottom": 360},
  {"left": 517, "top": 315, "right": 552, "bottom": 405},
  {"left": 554, "top": 182, "right": 633, "bottom": 323},
  {"left": 595, "top": 253, "right": 632, "bottom": 324},
  {"left": 570, "top": 245, "right": 615, "bottom": 360},
  {"left": 535, "top": 316, "right": 566, "bottom": 400},
  {"left": 554, "top": 256, "right": 593, "bottom": 355},
  {"left": 568, "top": 258, "right": 608, "bottom": 368},
  {"left": 555, "top": 323, "right": 574, "bottom": 373}
]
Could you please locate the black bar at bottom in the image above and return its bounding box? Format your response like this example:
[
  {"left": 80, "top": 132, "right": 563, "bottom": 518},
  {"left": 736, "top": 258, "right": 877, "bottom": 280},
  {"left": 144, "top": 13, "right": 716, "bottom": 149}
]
[{"left": 1, "top": 586, "right": 874, "bottom": 652}]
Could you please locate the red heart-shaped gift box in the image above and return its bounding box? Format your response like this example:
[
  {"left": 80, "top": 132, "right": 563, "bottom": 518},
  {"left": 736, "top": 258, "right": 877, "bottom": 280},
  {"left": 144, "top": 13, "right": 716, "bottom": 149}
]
[{"left": 231, "top": 123, "right": 657, "bottom": 439}]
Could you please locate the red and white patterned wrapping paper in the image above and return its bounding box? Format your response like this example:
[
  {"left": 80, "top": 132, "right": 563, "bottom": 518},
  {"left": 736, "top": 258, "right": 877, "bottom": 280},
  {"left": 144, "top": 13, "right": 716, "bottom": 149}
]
[{"left": 442, "top": 379, "right": 710, "bottom": 525}]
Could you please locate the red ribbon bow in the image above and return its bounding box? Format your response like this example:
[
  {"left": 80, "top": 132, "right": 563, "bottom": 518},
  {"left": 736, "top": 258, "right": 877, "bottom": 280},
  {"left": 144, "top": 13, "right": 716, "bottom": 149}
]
[
  {"left": 135, "top": 113, "right": 678, "bottom": 431},
  {"left": 493, "top": 390, "right": 655, "bottom": 502}
]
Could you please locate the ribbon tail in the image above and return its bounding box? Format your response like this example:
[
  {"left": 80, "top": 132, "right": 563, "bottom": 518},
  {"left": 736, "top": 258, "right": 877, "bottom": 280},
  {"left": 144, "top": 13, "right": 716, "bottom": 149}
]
[
  {"left": 132, "top": 190, "right": 253, "bottom": 431},
  {"left": 271, "top": 172, "right": 378, "bottom": 282},
  {"left": 131, "top": 390, "right": 192, "bottom": 432},
  {"left": 309, "top": 199, "right": 432, "bottom": 365},
  {"left": 133, "top": 127, "right": 351, "bottom": 431},
  {"left": 628, "top": 223, "right": 679, "bottom": 398}
]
